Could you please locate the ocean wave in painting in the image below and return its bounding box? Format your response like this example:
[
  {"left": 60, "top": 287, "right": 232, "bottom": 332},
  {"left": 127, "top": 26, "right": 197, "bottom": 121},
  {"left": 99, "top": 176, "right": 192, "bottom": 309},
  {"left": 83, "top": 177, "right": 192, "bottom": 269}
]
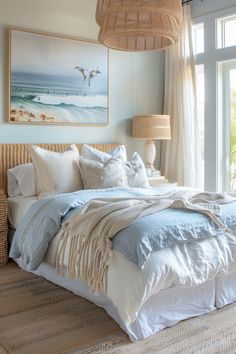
[
  {"left": 10, "top": 94, "right": 108, "bottom": 124},
  {"left": 32, "top": 94, "right": 108, "bottom": 108}
]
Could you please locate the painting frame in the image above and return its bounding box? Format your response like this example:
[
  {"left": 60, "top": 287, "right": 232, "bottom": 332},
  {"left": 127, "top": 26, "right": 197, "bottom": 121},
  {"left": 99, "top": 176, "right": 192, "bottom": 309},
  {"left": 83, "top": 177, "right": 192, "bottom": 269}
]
[{"left": 7, "top": 27, "right": 109, "bottom": 126}]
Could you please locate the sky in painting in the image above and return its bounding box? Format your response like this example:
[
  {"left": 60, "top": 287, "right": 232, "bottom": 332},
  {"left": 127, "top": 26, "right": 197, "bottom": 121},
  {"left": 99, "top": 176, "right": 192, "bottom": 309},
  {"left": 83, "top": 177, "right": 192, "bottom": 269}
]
[{"left": 11, "top": 30, "right": 108, "bottom": 94}]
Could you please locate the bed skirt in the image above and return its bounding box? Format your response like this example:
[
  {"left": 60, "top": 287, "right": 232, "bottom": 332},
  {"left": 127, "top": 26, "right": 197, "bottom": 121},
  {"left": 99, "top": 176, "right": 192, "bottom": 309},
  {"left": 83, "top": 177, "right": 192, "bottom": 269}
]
[{"left": 15, "top": 258, "right": 236, "bottom": 342}]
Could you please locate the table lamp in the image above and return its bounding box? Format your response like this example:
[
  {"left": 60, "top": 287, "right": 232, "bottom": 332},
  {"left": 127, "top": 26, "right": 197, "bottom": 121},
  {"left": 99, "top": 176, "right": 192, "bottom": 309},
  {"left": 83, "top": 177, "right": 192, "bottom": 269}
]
[{"left": 132, "top": 115, "right": 171, "bottom": 176}]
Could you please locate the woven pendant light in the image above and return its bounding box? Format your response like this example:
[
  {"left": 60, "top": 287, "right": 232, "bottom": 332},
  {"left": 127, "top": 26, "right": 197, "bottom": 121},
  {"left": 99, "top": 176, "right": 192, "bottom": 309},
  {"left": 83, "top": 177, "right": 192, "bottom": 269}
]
[{"left": 96, "top": 0, "right": 182, "bottom": 51}]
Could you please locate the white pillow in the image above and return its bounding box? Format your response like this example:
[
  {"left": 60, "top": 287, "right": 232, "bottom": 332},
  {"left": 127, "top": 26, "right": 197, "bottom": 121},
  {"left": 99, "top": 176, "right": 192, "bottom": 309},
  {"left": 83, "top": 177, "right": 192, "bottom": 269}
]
[
  {"left": 29, "top": 145, "right": 83, "bottom": 196},
  {"left": 82, "top": 144, "right": 127, "bottom": 163},
  {"left": 7, "top": 163, "right": 37, "bottom": 197},
  {"left": 126, "top": 153, "right": 150, "bottom": 188},
  {"left": 79, "top": 156, "right": 128, "bottom": 189}
]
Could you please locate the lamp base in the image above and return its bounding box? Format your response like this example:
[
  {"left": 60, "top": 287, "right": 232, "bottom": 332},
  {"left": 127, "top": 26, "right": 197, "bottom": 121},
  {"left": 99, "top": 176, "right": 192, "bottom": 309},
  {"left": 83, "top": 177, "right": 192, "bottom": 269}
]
[{"left": 144, "top": 140, "right": 160, "bottom": 177}]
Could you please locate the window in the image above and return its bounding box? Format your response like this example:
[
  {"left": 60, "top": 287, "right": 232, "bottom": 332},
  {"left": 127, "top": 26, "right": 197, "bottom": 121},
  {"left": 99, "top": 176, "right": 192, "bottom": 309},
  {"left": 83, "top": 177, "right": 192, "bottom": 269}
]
[
  {"left": 217, "top": 14, "right": 236, "bottom": 49},
  {"left": 218, "top": 61, "right": 236, "bottom": 191},
  {"left": 195, "top": 64, "right": 205, "bottom": 188},
  {"left": 192, "top": 7, "right": 236, "bottom": 192},
  {"left": 223, "top": 63, "right": 236, "bottom": 191},
  {"left": 230, "top": 68, "right": 236, "bottom": 191},
  {"left": 192, "top": 22, "right": 205, "bottom": 188},
  {"left": 192, "top": 23, "right": 204, "bottom": 54}
]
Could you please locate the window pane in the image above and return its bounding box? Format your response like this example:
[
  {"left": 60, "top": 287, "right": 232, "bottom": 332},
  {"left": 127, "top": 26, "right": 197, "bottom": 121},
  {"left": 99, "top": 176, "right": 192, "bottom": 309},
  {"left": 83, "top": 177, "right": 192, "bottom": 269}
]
[
  {"left": 225, "top": 18, "right": 236, "bottom": 47},
  {"left": 230, "top": 69, "right": 236, "bottom": 191},
  {"left": 196, "top": 64, "right": 205, "bottom": 189},
  {"left": 217, "top": 15, "right": 236, "bottom": 49},
  {"left": 192, "top": 23, "right": 204, "bottom": 54}
]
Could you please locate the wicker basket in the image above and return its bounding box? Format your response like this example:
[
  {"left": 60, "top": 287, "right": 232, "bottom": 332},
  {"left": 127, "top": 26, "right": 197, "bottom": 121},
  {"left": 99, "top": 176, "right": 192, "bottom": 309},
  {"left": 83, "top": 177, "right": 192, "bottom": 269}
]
[{"left": 0, "top": 191, "right": 8, "bottom": 265}]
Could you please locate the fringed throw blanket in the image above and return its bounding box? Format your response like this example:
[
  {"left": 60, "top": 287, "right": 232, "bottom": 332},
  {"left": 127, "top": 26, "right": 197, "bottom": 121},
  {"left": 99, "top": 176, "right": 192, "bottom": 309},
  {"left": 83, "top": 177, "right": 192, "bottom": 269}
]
[{"left": 55, "top": 190, "right": 236, "bottom": 293}]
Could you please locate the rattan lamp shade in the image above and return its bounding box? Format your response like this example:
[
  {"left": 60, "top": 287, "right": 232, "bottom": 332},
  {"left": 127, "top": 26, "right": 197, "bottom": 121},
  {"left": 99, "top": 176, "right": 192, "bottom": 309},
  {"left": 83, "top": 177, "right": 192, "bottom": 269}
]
[
  {"left": 132, "top": 115, "right": 171, "bottom": 140},
  {"left": 96, "top": 0, "right": 182, "bottom": 51}
]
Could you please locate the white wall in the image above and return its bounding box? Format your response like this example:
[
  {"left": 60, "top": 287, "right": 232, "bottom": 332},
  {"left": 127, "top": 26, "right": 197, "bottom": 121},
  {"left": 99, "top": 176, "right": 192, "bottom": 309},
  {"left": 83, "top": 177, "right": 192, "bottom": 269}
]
[{"left": 0, "top": 0, "right": 164, "bottom": 159}]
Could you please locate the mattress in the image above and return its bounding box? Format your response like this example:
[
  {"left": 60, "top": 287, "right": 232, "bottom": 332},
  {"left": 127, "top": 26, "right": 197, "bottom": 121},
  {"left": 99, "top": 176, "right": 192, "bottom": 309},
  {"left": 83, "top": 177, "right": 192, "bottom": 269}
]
[{"left": 7, "top": 196, "right": 38, "bottom": 229}]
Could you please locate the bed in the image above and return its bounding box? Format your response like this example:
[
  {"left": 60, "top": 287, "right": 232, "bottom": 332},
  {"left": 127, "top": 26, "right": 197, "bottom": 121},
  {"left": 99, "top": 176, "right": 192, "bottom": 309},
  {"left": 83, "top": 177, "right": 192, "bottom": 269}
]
[{"left": 1, "top": 143, "right": 236, "bottom": 342}]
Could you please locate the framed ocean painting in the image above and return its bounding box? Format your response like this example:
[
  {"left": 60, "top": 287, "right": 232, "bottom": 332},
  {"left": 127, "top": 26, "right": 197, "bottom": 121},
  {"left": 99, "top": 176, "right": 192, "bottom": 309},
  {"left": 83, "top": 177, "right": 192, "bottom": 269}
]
[{"left": 8, "top": 27, "right": 109, "bottom": 125}]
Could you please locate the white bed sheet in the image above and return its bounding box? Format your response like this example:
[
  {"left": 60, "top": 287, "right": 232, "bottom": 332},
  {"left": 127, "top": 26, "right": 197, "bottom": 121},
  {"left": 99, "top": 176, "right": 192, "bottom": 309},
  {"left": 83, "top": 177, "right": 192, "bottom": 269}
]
[{"left": 7, "top": 196, "right": 38, "bottom": 229}]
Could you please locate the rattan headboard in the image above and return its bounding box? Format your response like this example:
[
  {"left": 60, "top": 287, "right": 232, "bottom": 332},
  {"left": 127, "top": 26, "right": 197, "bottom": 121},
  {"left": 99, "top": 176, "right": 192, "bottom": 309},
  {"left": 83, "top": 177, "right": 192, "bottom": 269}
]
[{"left": 0, "top": 143, "right": 118, "bottom": 194}]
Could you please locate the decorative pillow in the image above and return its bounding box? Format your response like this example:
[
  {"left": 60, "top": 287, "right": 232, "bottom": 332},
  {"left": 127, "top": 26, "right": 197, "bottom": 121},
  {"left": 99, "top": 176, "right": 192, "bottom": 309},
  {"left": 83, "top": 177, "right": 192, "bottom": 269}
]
[
  {"left": 126, "top": 153, "right": 150, "bottom": 188},
  {"left": 79, "top": 157, "right": 128, "bottom": 189},
  {"left": 7, "top": 163, "right": 37, "bottom": 197},
  {"left": 82, "top": 144, "right": 127, "bottom": 163},
  {"left": 29, "top": 145, "right": 83, "bottom": 196}
]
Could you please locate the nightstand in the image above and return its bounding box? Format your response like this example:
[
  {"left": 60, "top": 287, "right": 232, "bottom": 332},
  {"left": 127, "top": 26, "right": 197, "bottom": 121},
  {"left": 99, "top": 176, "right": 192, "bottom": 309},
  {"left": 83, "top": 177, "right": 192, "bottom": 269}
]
[
  {"left": 0, "top": 190, "right": 8, "bottom": 265},
  {"left": 148, "top": 176, "right": 177, "bottom": 187}
]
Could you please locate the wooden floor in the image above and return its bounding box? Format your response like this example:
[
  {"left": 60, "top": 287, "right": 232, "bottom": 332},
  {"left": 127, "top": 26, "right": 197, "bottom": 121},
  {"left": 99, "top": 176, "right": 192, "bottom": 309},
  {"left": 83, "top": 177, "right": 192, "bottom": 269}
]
[
  {"left": 1, "top": 262, "right": 236, "bottom": 354},
  {"left": 0, "top": 262, "right": 129, "bottom": 354}
]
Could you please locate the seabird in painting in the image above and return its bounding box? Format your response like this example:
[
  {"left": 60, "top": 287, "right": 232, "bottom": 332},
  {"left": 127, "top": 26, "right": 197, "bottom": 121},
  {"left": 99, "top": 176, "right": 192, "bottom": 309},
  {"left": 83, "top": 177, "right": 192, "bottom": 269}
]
[{"left": 75, "top": 66, "right": 101, "bottom": 87}]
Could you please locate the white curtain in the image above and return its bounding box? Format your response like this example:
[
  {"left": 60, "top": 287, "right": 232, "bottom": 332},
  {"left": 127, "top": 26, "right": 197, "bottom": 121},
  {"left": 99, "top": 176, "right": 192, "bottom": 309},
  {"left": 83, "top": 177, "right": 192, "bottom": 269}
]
[{"left": 161, "top": 5, "right": 201, "bottom": 189}]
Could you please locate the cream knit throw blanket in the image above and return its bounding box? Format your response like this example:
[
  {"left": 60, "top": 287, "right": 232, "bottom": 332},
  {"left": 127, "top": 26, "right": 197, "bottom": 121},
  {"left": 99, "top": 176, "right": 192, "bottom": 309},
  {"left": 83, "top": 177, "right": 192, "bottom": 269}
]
[{"left": 55, "top": 190, "right": 236, "bottom": 293}]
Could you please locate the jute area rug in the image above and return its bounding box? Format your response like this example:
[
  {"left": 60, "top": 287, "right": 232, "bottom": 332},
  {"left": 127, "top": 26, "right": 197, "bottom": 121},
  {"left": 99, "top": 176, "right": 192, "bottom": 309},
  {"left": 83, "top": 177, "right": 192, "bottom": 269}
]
[{"left": 0, "top": 263, "right": 236, "bottom": 354}]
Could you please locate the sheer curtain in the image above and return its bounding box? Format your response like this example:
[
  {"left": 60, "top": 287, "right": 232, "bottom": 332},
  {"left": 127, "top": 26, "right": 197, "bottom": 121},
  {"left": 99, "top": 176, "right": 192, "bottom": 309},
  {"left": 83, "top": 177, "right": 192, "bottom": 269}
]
[{"left": 160, "top": 5, "right": 201, "bottom": 189}]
